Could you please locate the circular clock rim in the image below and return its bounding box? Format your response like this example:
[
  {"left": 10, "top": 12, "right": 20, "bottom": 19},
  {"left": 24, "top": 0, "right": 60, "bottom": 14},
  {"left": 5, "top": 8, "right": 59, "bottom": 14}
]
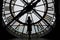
[{"left": 2, "top": 0, "right": 56, "bottom": 38}]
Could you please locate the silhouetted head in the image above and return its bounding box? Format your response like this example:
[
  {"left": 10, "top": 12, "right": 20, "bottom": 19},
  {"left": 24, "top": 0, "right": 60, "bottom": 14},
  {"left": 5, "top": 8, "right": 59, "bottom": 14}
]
[{"left": 28, "top": 17, "right": 30, "bottom": 20}]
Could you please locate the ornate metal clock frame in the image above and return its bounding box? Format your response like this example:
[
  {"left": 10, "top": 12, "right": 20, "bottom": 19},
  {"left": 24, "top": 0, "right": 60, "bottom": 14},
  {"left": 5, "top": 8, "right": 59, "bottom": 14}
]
[{"left": 2, "top": 0, "right": 56, "bottom": 38}]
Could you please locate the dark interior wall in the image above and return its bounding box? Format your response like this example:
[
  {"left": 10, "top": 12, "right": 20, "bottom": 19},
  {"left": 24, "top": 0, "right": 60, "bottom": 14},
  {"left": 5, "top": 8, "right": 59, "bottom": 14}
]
[
  {"left": 43, "top": 0, "right": 60, "bottom": 39},
  {"left": 0, "top": 0, "right": 16, "bottom": 40}
]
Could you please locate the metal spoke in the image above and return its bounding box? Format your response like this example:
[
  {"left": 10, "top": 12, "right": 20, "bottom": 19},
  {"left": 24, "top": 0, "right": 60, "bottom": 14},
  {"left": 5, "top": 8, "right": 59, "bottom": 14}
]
[
  {"left": 34, "top": 25, "right": 37, "bottom": 33},
  {"left": 13, "top": 10, "right": 22, "bottom": 13},
  {"left": 34, "top": 10, "right": 54, "bottom": 16},
  {"left": 39, "top": 22, "right": 44, "bottom": 30},
  {"left": 25, "top": 13, "right": 28, "bottom": 23},
  {"left": 6, "top": 17, "right": 16, "bottom": 27},
  {"left": 36, "top": 3, "right": 45, "bottom": 7},
  {"left": 3, "top": 13, "right": 10, "bottom": 15},
  {"left": 36, "top": 25, "right": 40, "bottom": 32},
  {"left": 9, "top": 20, "right": 16, "bottom": 26},
  {"left": 33, "top": 9, "right": 41, "bottom": 19},
  {"left": 48, "top": 13, "right": 55, "bottom": 15},
  {"left": 36, "top": 1, "right": 54, "bottom": 7},
  {"left": 4, "top": 10, "right": 22, "bottom": 15},
  {"left": 12, "top": 21, "right": 16, "bottom": 25},
  {"left": 35, "top": 9, "right": 45, "bottom": 13},
  {"left": 30, "top": 13, "right": 34, "bottom": 23},
  {"left": 22, "top": 25, "right": 25, "bottom": 33}
]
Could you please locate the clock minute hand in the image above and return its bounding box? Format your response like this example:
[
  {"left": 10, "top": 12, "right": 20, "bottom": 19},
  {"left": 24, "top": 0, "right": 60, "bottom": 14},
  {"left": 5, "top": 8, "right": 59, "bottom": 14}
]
[{"left": 16, "top": 0, "right": 41, "bottom": 18}]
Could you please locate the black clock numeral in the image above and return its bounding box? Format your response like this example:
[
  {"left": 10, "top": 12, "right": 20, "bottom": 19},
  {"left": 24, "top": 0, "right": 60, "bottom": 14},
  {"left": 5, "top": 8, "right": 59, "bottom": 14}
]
[
  {"left": 45, "top": 15, "right": 52, "bottom": 20},
  {"left": 47, "top": 1, "right": 54, "bottom": 11},
  {"left": 4, "top": 6, "right": 10, "bottom": 11},
  {"left": 6, "top": 14, "right": 11, "bottom": 18},
  {"left": 2, "top": 11, "right": 10, "bottom": 17},
  {"left": 34, "top": 25, "right": 37, "bottom": 33},
  {"left": 48, "top": 6, "right": 54, "bottom": 11},
  {"left": 39, "top": 22, "right": 44, "bottom": 30},
  {"left": 42, "top": 20, "right": 53, "bottom": 29},
  {"left": 47, "top": 13, "right": 55, "bottom": 15},
  {"left": 22, "top": 25, "right": 25, "bottom": 33},
  {"left": 35, "top": 23, "right": 44, "bottom": 31},
  {"left": 7, "top": 16, "right": 13, "bottom": 23},
  {"left": 35, "top": 25, "right": 39, "bottom": 32},
  {"left": 47, "top": 0, "right": 54, "bottom": 3},
  {"left": 47, "top": 2, "right": 54, "bottom": 16},
  {"left": 37, "top": 25, "right": 39, "bottom": 32},
  {"left": 15, "top": 24, "right": 20, "bottom": 30},
  {"left": 44, "top": 15, "right": 53, "bottom": 24},
  {"left": 10, "top": 20, "right": 16, "bottom": 26},
  {"left": 6, "top": 20, "right": 16, "bottom": 28},
  {"left": 4, "top": 13, "right": 10, "bottom": 15}
]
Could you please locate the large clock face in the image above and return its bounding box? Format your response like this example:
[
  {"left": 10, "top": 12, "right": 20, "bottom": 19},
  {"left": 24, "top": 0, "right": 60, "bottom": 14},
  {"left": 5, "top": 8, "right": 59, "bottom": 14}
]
[{"left": 2, "top": 0, "right": 56, "bottom": 38}]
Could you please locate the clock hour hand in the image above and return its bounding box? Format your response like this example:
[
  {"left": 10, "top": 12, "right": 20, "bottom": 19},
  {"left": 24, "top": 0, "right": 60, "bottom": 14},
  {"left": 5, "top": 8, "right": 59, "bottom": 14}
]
[{"left": 22, "top": 0, "right": 28, "bottom": 4}]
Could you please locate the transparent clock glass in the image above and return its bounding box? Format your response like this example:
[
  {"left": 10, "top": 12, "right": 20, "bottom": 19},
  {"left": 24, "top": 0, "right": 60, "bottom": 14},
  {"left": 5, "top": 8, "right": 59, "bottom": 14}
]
[{"left": 2, "top": 0, "right": 56, "bottom": 37}]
